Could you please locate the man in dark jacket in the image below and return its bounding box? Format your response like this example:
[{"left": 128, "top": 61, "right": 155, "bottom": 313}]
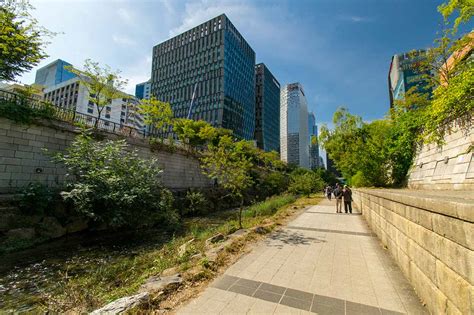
[
  {"left": 333, "top": 183, "right": 343, "bottom": 213},
  {"left": 342, "top": 185, "right": 352, "bottom": 214}
]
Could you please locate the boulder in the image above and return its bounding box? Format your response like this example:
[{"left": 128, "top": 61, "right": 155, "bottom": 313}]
[
  {"left": 161, "top": 266, "right": 179, "bottom": 277},
  {"left": 90, "top": 292, "right": 149, "bottom": 314},
  {"left": 65, "top": 217, "right": 88, "bottom": 234},
  {"left": 254, "top": 226, "right": 267, "bottom": 234},
  {"left": 178, "top": 238, "right": 194, "bottom": 257},
  {"left": 206, "top": 233, "right": 225, "bottom": 246},
  {"left": 139, "top": 274, "right": 183, "bottom": 294},
  {"left": 6, "top": 228, "right": 35, "bottom": 240},
  {"left": 37, "top": 217, "right": 66, "bottom": 239}
]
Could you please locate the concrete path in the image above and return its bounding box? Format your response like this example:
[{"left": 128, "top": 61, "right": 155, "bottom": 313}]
[{"left": 177, "top": 199, "right": 427, "bottom": 314}]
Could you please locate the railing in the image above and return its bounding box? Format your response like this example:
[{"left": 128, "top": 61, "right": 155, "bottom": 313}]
[{"left": 0, "top": 88, "right": 159, "bottom": 140}]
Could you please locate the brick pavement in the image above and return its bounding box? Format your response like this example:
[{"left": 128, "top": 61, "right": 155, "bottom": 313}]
[{"left": 177, "top": 198, "right": 427, "bottom": 314}]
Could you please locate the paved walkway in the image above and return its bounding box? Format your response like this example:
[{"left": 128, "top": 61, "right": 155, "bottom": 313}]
[{"left": 177, "top": 199, "right": 427, "bottom": 314}]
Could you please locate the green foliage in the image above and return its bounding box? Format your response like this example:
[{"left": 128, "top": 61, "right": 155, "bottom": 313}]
[
  {"left": 138, "top": 97, "right": 173, "bottom": 138},
  {"left": 244, "top": 194, "right": 296, "bottom": 217},
  {"left": 0, "top": 0, "right": 54, "bottom": 81},
  {"left": 349, "top": 171, "right": 371, "bottom": 188},
  {"left": 66, "top": 59, "right": 128, "bottom": 126},
  {"left": 288, "top": 170, "right": 325, "bottom": 196},
  {"left": 53, "top": 132, "right": 178, "bottom": 229},
  {"left": 313, "top": 168, "right": 340, "bottom": 186},
  {"left": 438, "top": 0, "right": 474, "bottom": 33},
  {"left": 200, "top": 135, "right": 254, "bottom": 227},
  {"left": 0, "top": 98, "right": 55, "bottom": 123},
  {"left": 173, "top": 118, "right": 233, "bottom": 150},
  {"left": 183, "top": 190, "right": 208, "bottom": 216},
  {"left": 18, "top": 183, "right": 56, "bottom": 215}
]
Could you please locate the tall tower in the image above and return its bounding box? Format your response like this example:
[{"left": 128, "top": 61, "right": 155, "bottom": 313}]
[
  {"left": 150, "top": 14, "right": 256, "bottom": 140},
  {"left": 255, "top": 63, "right": 280, "bottom": 152},
  {"left": 280, "top": 82, "right": 309, "bottom": 168}
]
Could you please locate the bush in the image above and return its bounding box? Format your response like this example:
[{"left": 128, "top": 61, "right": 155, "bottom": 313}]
[
  {"left": 349, "top": 171, "right": 371, "bottom": 188},
  {"left": 0, "top": 99, "right": 56, "bottom": 124},
  {"left": 244, "top": 194, "right": 296, "bottom": 217},
  {"left": 288, "top": 171, "right": 325, "bottom": 196},
  {"left": 53, "top": 132, "right": 178, "bottom": 229},
  {"left": 183, "top": 190, "right": 208, "bottom": 216},
  {"left": 18, "top": 183, "right": 56, "bottom": 215}
]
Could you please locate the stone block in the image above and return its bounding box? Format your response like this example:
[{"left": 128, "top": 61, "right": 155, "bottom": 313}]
[
  {"left": 406, "top": 239, "right": 436, "bottom": 284},
  {"left": 435, "top": 260, "right": 471, "bottom": 315},
  {"left": 6, "top": 130, "right": 23, "bottom": 139},
  {"left": 15, "top": 151, "right": 34, "bottom": 159},
  {"left": 5, "top": 165, "right": 21, "bottom": 173},
  {"left": 410, "top": 261, "right": 447, "bottom": 314},
  {"left": 436, "top": 237, "right": 473, "bottom": 284},
  {"left": 432, "top": 214, "right": 472, "bottom": 250},
  {"left": 13, "top": 137, "right": 29, "bottom": 146},
  {"left": 0, "top": 149, "right": 15, "bottom": 158}
]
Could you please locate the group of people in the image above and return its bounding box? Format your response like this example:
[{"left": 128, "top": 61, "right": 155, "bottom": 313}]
[{"left": 324, "top": 183, "right": 353, "bottom": 213}]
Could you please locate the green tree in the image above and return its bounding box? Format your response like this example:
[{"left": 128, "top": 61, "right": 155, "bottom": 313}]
[
  {"left": 138, "top": 97, "right": 173, "bottom": 140},
  {"left": 200, "top": 135, "right": 254, "bottom": 228},
  {"left": 66, "top": 59, "right": 128, "bottom": 128},
  {"left": 53, "top": 132, "right": 177, "bottom": 228},
  {"left": 288, "top": 170, "right": 325, "bottom": 196},
  {"left": 0, "top": 0, "right": 54, "bottom": 81},
  {"left": 438, "top": 0, "right": 474, "bottom": 34}
]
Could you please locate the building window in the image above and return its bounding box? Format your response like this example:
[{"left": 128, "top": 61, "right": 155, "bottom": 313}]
[{"left": 87, "top": 108, "right": 93, "bottom": 114}]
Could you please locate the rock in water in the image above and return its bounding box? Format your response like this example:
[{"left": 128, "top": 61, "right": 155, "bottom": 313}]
[{"left": 90, "top": 292, "right": 149, "bottom": 314}]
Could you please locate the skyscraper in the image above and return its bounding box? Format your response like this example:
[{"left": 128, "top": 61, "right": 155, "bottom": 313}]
[
  {"left": 150, "top": 14, "right": 256, "bottom": 140},
  {"left": 135, "top": 80, "right": 151, "bottom": 100},
  {"left": 280, "top": 82, "right": 309, "bottom": 168},
  {"left": 255, "top": 63, "right": 280, "bottom": 152},
  {"left": 308, "top": 112, "right": 320, "bottom": 169},
  {"left": 388, "top": 50, "right": 431, "bottom": 108},
  {"left": 34, "top": 59, "right": 76, "bottom": 88}
]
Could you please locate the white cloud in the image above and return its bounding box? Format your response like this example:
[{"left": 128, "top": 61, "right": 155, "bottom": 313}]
[
  {"left": 112, "top": 34, "right": 136, "bottom": 46},
  {"left": 117, "top": 7, "right": 134, "bottom": 25},
  {"left": 338, "top": 15, "right": 373, "bottom": 23}
]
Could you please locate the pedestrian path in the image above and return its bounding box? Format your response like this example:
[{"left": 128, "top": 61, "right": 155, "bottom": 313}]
[{"left": 177, "top": 199, "right": 427, "bottom": 314}]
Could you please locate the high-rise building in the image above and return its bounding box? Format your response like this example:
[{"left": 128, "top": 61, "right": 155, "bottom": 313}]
[
  {"left": 135, "top": 80, "right": 151, "bottom": 100},
  {"left": 280, "top": 82, "right": 309, "bottom": 168},
  {"left": 308, "top": 112, "right": 320, "bottom": 169},
  {"left": 42, "top": 76, "right": 143, "bottom": 129},
  {"left": 150, "top": 14, "right": 256, "bottom": 139},
  {"left": 34, "top": 59, "right": 76, "bottom": 88},
  {"left": 388, "top": 50, "right": 431, "bottom": 108},
  {"left": 255, "top": 63, "right": 280, "bottom": 152}
]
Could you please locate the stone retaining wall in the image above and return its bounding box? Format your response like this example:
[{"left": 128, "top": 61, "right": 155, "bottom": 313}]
[
  {"left": 353, "top": 189, "right": 473, "bottom": 315},
  {"left": 0, "top": 117, "right": 212, "bottom": 193},
  {"left": 408, "top": 125, "right": 473, "bottom": 190}
]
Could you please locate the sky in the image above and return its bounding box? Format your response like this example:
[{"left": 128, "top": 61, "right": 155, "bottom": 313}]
[{"left": 18, "top": 0, "right": 462, "bottom": 127}]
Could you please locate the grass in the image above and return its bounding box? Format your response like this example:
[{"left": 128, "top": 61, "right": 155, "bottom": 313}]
[{"left": 0, "top": 193, "right": 322, "bottom": 313}]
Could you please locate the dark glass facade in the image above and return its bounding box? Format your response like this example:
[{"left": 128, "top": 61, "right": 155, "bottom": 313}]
[
  {"left": 255, "top": 63, "right": 280, "bottom": 152},
  {"left": 151, "top": 14, "right": 256, "bottom": 139}
]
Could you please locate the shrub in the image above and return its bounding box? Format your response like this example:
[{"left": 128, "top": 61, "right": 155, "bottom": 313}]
[
  {"left": 288, "top": 171, "right": 325, "bottom": 196},
  {"left": 349, "top": 171, "right": 371, "bottom": 188},
  {"left": 53, "top": 132, "right": 178, "bottom": 229},
  {"left": 18, "top": 182, "right": 56, "bottom": 215},
  {"left": 183, "top": 190, "right": 208, "bottom": 216},
  {"left": 0, "top": 98, "right": 56, "bottom": 124}
]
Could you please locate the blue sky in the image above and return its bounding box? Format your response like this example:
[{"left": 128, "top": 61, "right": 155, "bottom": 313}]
[{"left": 19, "top": 0, "right": 459, "bottom": 126}]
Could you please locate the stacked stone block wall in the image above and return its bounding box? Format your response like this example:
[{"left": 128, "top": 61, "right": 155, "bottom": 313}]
[
  {"left": 408, "top": 126, "right": 473, "bottom": 190},
  {"left": 0, "top": 117, "right": 212, "bottom": 193},
  {"left": 353, "top": 189, "right": 473, "bottom": 315}
]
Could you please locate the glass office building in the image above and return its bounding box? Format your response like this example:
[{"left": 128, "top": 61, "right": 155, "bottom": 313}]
[
  {"left": 255, "top": 63, "right": 280, "bottom": 152},
  {"left": 280, "top": 82, "right": 309, "bottom": 168},
  {"left": 151, "top": 14, "right": 256, "bottom": 140},
  {"left": 308, "top": 112, "right": 320, "bottom": 169},
  {"left": 34, "top": 59, "right": 76, "bottom": 88},
  {"left": 388, "top": 50, "right": 431, "bottom": 108},
  {"left": 135, "top": 80, "right": 151, "bottom": 100}
]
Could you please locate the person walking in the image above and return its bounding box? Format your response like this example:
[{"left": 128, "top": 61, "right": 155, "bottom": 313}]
[
  {"left": 333, "top": 183, "right": 343, "bottom": 213},
  {"left": 343, "top": 185, "right": 352, "bottom": 214},
  {"left": 325, "top": 186, "right": 332, "bottom": 200}
]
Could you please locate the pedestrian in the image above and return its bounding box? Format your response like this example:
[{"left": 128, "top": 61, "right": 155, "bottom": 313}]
[
  {"left": 333, "top": 183, "right": 343, "bottom": 213},
  {"left": 342, "top": 185, "right": 352, "bottom": 213},
  {"left": 325, "top": 185, "right": 332, "bottom": 200}
]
